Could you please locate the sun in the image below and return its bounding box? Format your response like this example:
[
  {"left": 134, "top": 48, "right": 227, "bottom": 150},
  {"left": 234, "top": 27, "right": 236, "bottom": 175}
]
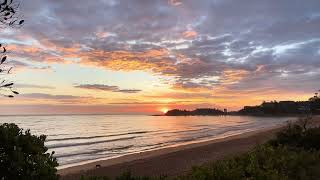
[{"left": 160, "top": 108, "right": 169, "bottom": 114}]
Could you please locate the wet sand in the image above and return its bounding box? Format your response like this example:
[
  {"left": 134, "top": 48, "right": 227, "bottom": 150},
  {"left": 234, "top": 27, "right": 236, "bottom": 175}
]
[{"left": 59, "top": 116, "right": 319, "bottom": 179}]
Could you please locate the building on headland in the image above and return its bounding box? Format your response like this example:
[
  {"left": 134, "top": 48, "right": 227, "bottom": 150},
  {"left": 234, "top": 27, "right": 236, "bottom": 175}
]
[{"left": 239, "top": 99, "right": 317, "bottom": 115}]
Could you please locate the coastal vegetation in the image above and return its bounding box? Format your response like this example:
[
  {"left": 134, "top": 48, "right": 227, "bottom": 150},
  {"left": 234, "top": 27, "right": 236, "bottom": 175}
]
[
  {"left": 165, "top": 108, "right": 226, "bottom": 116},
  {"left": 0, "top": 123, "right": 59, "bottom": 180}
]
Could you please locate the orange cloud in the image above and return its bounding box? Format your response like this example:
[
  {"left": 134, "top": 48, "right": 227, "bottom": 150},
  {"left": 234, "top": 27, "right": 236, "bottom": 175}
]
[
  {"left": 168, "top": 0, "right": 182, "bottom": 6},
  {"left": 220, "top": 70, "right": 250, "bottom": 84},
  {"left": 8, "top": 43, "right": 80, "bottom": 64},
  {"left": 79, "top": 48, "right": 177, "bottom": 73},
  {"left": 182, "top": 30, "right": 197, "bottom": 39},
  {"left": 171, "top": 82, "right": 212, "bottom": 92}
]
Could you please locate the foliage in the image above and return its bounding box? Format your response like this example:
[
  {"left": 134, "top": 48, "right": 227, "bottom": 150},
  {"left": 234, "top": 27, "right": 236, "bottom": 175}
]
[
  {"left": 181, "top": 145, "right": 320, "bottom": 180},
  {"left": 81, "top": 176, "right": 110, "bottom": 180},
  {"left": 165, "top": 108, "right": 225, "bottom": 116},
  {"left": 269, "top": 117, "right": 320, "bottom": 150},
  {"left": 0, "top": 123, "right": 59, "bottom": 180},
  {"left": 0, "top": 0, "right": 24, "bottom": 98},
  {"left": 0, "top": 0, "right": 24, "bottom": 27},
  {"left": 81, "top": 171, "right": 168, "bottom": 180},
  {"left": 309, "top": 91, "right": 320, "bottom": 114}
]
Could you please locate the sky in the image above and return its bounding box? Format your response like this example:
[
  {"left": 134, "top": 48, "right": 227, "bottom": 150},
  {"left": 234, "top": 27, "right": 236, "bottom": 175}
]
[{"left": 0, "top": 0, "right": 320, "bottom": 115}]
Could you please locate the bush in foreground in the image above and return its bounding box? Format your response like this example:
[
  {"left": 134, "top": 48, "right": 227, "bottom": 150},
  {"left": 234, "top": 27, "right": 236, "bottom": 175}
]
[
  {"left": 269, "top": 118, "right": 320, "bottom": 151},
  {"left": 184, "top": 145, "right": 320, "bottom": 180},
  {"left": 0, "top": 123, "right": 59, "bottom": 180}
]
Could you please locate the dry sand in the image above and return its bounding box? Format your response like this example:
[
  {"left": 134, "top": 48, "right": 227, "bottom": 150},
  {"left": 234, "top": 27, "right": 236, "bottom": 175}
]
[{"left": 59, "top": 116, "right": 319, "bottom": 180}]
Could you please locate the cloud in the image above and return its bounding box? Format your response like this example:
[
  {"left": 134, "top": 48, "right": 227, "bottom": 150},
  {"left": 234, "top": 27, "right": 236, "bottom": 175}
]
[
  {"left": 5, "top": 60, "right": 52, "bottom": 71},
  {"left": 145, "top": 92, "right": 213, "bottom": 99},
  {"left": 116, "top": 89, "right": 142, "bottom": 93},
  {"left": 74, "top": 84, "right": 142, "bottom": 93},
  {"left": 16, "top": 93, "right": 103, "bottom": 105},
  {"left": 79, "top": 48, "right": 177, "bottom": 74},
  {"left": 182, "top": 30, "right": 197, "bottom": 39},
  {"left": 74, "top": 84, "right": 118, "bottom": 91},
  {"left": 168, "top": 0, "right": 183, "bottom": 6},
  {"left": 21, "top": 93, "right": 80, "bottom": 100},
  {"left": 15, "top": 84, "right": 55, "bottom": 89},
  {"left": 8, "top": 43, "right": 78, "bottom": 64},
  {"left": 1, "top": 0, "right": 319, "bottom": 106}
]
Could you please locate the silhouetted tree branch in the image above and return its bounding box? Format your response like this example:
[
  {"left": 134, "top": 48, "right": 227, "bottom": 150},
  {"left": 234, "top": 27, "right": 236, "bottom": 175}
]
[{"left": 0, "top": 0, "right": 24, "bottom": 97}]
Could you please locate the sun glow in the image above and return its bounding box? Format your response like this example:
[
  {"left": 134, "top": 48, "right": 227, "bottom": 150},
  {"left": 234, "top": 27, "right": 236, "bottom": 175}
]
[{"left": 160, "top": 108, "right": 169, "bottom": 114}]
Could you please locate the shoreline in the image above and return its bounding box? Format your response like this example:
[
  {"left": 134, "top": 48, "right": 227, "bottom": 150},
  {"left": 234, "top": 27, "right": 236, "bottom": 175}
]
[
  {"left": 58, "top": 121, "right": 293, "bottom": 179},
  {"left": 57, "top": 123, "right": 284, "bottom": 170}
]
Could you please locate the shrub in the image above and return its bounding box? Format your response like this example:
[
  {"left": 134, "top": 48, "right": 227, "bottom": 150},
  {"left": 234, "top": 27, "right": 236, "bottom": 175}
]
[
  {"left": 0, "top": 123, "right": 59, "bottom": 180},
  {"left": 269, "top": 117, "right": 320, "bottom": 150},
  {"left": 182, "top": 145, "right": 320, "bottom": 180}
]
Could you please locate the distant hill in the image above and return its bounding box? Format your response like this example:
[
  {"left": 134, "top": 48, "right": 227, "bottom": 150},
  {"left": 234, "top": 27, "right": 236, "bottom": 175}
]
[
  {"left": 165, "top": 108, "right": 226, "bottom": 116},
  {"left": 164, "top": 92, "right": 320, "bottom": 117},
  {"left": 238, "top": 96, "right": 320, "bottom": 116}
]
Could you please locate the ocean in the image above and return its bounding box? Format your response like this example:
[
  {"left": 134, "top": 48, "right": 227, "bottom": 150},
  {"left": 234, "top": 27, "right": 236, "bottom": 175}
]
[{"left": 0, "top": 115, "right": 294, "bottom": 169}]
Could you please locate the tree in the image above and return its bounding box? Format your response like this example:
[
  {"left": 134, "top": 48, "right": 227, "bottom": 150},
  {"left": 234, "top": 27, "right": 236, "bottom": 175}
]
[
  {"left": 309, "top": 90, "right": 320, "bottom": 114},
  {"left": 0, "top": 123, "right": 59, "bottom": 180},
  {"left": 0, "top": 0, "right": 24, "bottom": 97}
]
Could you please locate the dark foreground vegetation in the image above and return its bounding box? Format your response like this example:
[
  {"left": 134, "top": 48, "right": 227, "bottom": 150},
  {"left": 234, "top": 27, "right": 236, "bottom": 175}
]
[
  {"left": 81, "top": 116, "right": 320, "bottom": 180},
  {"left": 0, "top": 123, "right": 59, "bottom": 180}
]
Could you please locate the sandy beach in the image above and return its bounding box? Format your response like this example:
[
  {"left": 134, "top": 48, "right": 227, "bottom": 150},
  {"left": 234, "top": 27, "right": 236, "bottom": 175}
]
[{"left": 58, "top": 124, "right": 287, "bottom": 179}]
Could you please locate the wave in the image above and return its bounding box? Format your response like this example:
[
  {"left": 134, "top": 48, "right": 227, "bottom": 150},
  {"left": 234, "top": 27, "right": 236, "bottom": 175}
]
[
  {"left": 47, "top": 131, "right": 150, "bottom": 142},
  {"left": 135, "top": 142, "right": 166, "bottom": 148},
  {"left": 49, "top": 133, "right": 72, "bottom": 137},
  {"left": 151, "top": 127, "right": 210, "bottom": 136},
  {"left": 47, "top": 136, "right": 139, "bottom": 149},
  {"left": 55, "top": 145, "right": 134, "bottom": 158}
]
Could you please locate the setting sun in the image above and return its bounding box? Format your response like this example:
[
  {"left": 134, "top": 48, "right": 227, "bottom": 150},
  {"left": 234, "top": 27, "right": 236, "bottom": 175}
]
[{"left": 160, "top": 108, "right": 169, "bottom": 114}]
